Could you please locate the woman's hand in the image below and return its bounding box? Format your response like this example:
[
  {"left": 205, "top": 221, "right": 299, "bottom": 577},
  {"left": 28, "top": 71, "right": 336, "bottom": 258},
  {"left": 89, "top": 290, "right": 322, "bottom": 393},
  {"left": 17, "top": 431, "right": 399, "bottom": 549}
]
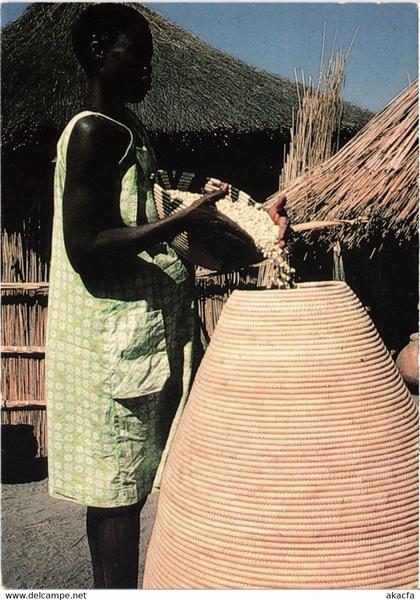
[
  {"left": 184, "top": 183, "right": 229, "bottom": 226},
  {"left": 267, "top": 194, "right": 289, "bottom": 249}
]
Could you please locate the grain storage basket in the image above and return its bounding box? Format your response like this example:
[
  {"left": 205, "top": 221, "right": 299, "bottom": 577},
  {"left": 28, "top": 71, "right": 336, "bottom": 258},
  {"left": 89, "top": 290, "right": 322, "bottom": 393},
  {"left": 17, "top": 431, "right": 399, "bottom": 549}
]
[{"left": 144, "top": 281, "right": 419, "bottom": 589}]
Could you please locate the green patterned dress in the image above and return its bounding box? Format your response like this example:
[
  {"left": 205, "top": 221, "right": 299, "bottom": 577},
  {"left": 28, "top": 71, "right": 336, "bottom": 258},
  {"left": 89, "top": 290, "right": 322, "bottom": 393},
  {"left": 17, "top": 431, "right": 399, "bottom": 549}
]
[{"left": 46, "top": 111, "right": 197, "bottom": 507}]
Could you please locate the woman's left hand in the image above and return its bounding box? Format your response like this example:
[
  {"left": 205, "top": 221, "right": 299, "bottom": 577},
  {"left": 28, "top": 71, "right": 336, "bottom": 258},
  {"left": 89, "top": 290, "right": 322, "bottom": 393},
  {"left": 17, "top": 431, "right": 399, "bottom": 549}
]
[{"left": 267, "top": 194, "right": 289, "bottom": 249}]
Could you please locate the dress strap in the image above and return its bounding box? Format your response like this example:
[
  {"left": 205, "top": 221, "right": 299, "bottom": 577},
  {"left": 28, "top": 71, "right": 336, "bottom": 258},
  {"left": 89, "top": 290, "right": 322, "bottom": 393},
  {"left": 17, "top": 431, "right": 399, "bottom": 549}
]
[{"left": 63, "top": 111, "right": 134, "bottom": 165}]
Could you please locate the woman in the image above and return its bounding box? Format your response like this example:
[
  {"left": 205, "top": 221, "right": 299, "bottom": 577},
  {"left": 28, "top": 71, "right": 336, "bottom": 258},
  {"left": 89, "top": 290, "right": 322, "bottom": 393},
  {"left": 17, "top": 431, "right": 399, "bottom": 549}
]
[{"left": 46, "top": 3, "right": 287, "bottom": 589}]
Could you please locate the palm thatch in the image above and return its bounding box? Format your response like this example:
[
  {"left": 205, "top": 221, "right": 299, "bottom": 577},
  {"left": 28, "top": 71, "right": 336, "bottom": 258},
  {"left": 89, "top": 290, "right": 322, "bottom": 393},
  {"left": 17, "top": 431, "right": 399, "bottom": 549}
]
[
  {"left": 270, "top": 81, "right": 418, "bottom": 245},
  {"left": 1, "top": 2, "right": 372, "bottom": 152}
]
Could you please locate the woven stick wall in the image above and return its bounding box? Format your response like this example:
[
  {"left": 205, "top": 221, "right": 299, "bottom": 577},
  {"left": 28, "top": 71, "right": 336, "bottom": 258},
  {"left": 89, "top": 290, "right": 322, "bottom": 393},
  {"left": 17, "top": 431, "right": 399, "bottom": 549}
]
[
  {"left": 1, "top": 224, "right": 49, "bottom": 457},
  {"left": 195, "top": 263, "right": 273, "bottom": 342}
]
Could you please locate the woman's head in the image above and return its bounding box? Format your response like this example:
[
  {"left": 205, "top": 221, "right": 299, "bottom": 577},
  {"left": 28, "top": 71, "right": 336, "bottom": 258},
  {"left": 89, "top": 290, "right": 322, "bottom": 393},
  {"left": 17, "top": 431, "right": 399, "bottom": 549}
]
[{"left": 72, "top": 3, "right": 153, "bottom": 101}]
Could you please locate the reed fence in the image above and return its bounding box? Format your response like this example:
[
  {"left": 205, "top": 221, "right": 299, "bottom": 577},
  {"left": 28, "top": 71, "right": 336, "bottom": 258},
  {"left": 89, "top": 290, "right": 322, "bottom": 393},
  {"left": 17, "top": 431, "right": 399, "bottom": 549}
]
[
  {"left": 195, "top": 263, "right": 276, "bottom": 341},
  {"left": 1, "top": 223, "right": 49, "bottom": 455}
]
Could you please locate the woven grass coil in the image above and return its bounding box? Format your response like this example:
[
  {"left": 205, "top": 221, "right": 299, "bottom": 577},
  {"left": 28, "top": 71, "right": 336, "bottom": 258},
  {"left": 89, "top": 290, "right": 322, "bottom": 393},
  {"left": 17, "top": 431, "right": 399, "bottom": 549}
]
[{"left": 143, "top": 281, "right": 418, "bottom": 589}]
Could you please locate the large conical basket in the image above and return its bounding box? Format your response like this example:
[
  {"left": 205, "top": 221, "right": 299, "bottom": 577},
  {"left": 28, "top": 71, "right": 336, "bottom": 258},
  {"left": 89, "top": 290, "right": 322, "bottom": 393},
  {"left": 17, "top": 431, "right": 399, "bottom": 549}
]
[{"left": 143, "top": 282, "right": 419, "bottom": 589}]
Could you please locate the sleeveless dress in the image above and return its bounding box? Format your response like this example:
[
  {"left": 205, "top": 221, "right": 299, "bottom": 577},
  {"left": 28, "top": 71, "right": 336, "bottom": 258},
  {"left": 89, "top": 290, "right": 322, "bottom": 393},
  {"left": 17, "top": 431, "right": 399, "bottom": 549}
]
[{"left": 46, "top": 111, "right": 198, "bottom": 507}]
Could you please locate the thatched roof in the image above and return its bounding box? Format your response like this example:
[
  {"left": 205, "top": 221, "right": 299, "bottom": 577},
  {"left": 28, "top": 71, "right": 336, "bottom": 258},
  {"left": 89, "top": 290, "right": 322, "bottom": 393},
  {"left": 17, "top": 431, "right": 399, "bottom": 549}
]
[
  {"left": 277, "top": 81, "right": 418, "bottom": 246},
  {"left": 2, "top": 2, "right": 372, "bottom": 152}
]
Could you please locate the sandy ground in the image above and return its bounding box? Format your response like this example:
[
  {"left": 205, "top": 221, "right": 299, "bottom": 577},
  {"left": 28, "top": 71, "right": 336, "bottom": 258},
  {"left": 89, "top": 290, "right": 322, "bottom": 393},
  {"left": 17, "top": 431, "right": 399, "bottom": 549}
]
[{"left": 1, "top": 477, "right": 159, "bottom": 590}]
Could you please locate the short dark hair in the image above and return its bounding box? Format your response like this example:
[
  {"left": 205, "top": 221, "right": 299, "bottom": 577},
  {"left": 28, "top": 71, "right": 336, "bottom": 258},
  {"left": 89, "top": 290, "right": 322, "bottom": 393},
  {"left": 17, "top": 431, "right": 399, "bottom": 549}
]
[{"left": 72, "top": 3, "right": 152, "bottom": 74}]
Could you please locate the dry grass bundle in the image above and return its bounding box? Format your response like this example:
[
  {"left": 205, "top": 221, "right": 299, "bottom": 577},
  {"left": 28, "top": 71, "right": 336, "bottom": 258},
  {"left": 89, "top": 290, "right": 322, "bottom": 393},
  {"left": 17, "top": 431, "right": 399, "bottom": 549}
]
[
  {"left": 1, "top": 356, "right": 45, "bottom": 407},
  {"left": 256, "top": 28, "right": 355, "bottom": 286},
  {"left": 272, "top": 81, "right": 418, "bottom": 246},
  {"left": 1, "top": 408, "right": 47, "bottom": 457},
  {"left": 1, "top": 226, "right": 48, "bottom": 282},
  {"left": 280, "top": 26, "right": 355, "bottom": 189}
]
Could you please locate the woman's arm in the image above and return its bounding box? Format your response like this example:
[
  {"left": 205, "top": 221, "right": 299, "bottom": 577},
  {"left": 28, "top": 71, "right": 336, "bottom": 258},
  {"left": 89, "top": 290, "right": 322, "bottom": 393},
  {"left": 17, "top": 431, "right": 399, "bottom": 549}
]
[{"left": 62, "top": 116, "right": 227, "bottom": 273}]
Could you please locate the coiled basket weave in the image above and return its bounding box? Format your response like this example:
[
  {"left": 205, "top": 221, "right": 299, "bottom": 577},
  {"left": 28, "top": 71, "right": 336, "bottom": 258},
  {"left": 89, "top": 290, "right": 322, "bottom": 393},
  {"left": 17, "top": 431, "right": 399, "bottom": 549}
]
[{"left": 143, "top": 282, "right": 419, "bottom": 589}]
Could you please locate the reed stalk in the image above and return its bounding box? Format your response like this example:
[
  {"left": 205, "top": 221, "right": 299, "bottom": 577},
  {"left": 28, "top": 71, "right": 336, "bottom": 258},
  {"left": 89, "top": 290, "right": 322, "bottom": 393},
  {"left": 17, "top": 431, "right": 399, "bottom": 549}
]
[
  {"left": 1, "top": 293, "right": 47, "bottom": 347},
  {"left": 280, "top": 25, "right": 353, "bottom": 190}
]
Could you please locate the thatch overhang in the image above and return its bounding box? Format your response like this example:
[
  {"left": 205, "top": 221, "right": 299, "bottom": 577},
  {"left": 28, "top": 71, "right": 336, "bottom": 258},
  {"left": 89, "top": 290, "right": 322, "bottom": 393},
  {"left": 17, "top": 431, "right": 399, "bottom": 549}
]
[
  {"left": 279, "top": 82, "right": 418, "bottom": 246},
  {"left": 2, "top": 2, "right": 372, "bottom": 153}
]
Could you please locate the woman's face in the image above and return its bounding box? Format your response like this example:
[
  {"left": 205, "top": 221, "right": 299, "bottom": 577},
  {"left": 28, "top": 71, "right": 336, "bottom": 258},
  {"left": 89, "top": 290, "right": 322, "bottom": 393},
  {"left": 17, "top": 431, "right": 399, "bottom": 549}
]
[{"left": 99, "top": 25, "right": 153, "bottom": 102}]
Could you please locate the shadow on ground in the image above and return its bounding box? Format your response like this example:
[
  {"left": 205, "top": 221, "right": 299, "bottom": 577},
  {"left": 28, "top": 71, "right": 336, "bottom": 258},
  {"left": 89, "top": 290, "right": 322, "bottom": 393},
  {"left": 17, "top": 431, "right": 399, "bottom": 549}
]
[{"left": 1, "top": 477, "right": 158, "bottom": 589}]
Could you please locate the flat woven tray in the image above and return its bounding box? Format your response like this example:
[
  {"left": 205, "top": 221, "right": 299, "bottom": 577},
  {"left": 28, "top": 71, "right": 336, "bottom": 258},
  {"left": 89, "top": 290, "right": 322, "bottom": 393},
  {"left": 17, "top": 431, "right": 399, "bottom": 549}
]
[{"left": 153, "top": 170, "right": 262, "bottom": 271}]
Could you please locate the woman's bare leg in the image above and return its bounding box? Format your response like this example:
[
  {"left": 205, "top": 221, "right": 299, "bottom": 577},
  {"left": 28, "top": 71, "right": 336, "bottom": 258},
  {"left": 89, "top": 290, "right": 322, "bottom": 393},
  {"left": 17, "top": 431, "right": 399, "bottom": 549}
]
[{"left": 86, "top": 498, "right": 147, "bottom": 589}]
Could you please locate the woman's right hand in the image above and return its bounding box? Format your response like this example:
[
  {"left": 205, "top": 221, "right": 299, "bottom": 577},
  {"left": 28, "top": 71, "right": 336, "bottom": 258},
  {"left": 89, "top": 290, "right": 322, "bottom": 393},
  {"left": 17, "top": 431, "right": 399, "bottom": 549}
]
[{"left": 183, "top": 183, "right": 229, "bottom": 227}]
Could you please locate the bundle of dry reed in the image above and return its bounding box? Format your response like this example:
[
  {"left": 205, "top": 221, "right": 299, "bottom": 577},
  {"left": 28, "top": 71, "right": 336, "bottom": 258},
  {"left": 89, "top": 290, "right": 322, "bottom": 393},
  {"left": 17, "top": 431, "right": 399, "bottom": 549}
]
[
  {"left": 1, "top": 408, "right": 48, "bottom": 457},
  {"left": 255, "top": 29, "right": 353, "bottom": 287},
  {"left": 1, "top": 356, "right": 45, "bottom": 407},
  {"left": 270, "top": 81, "right": 418, "bottom": 246},
  {"left": 280, "top": 27, "right": 354, "bottom": 190}
]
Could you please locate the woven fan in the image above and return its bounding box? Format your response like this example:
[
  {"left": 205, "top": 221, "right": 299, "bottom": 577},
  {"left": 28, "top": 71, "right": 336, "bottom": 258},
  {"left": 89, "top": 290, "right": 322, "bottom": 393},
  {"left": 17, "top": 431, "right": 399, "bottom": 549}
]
[{"left": 153, "top": 170, "right": 262, "bottom": 271}]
